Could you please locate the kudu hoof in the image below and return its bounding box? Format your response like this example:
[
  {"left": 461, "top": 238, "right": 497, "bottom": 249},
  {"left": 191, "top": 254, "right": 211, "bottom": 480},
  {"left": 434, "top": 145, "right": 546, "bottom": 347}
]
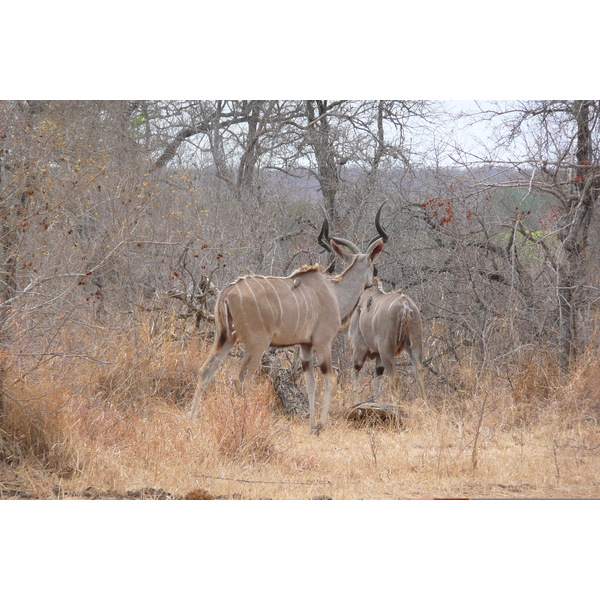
[{"left": 310, "top": 424, "right": 323, "bottom": 435}]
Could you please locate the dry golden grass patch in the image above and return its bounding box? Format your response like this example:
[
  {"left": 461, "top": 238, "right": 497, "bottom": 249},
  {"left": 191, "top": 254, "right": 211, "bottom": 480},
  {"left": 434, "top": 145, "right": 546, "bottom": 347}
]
[{"left": 1, "top": 320, "right": 599, "bottom": 499}]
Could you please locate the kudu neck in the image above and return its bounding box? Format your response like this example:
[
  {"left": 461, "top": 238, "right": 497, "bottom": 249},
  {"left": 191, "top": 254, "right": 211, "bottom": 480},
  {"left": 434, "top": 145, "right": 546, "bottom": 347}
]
[{"left": 330, "top": 257, "right": 372, "bottom": 324}]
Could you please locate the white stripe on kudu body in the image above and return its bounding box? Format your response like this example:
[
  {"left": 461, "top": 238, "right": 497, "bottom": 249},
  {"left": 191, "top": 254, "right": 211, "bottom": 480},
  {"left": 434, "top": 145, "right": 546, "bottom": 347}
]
[
  {"left": 263, "top": 277, "right": 284, "bottom": 325},
  {"left": 189, "top": 204, "right": 389, "bottom": 434},
  {"left": 349, "top": 285, "right": 426, "bottom": 400}
]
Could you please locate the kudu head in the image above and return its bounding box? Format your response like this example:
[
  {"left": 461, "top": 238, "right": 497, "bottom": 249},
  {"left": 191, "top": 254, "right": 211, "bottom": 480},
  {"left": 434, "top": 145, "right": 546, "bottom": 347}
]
[{"left": 318, "top": 202, "right": 389, "bottom": 287}]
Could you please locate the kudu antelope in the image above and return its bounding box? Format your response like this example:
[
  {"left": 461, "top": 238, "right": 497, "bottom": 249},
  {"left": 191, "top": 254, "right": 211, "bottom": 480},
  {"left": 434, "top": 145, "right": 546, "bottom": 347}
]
[
  {"left": 189, "top": 205, "right": 388, "bottom": 433},
  {"left": 349, "top": 284, "right": 426, "bottom": 400}
]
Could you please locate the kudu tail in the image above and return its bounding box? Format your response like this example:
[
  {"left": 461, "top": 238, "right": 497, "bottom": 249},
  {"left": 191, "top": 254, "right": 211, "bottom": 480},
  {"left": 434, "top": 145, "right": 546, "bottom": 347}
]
[
  {"left": 213, "top": 293, "right": 234, "bottom": 351},
  {"left": 396, "top": 301, "right": 426, "bottom": 399},
  {"left": 395, "top": 302, "right": 412, "bottom": 350}
]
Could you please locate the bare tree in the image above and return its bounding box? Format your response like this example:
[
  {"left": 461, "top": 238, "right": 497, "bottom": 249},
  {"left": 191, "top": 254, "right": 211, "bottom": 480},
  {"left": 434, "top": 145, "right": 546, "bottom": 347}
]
[
  {"left": 486, "top": 101, "right": 599, "bottom": 369},
  {"left": 431, "top": 101, "right": 600, "bottom": 373}
]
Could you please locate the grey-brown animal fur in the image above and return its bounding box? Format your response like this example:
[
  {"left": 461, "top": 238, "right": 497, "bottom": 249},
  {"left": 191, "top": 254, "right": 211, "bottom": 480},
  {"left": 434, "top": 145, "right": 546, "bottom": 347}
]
[{"left": 349, "top": 284, "right": 425, "bottom": 400}]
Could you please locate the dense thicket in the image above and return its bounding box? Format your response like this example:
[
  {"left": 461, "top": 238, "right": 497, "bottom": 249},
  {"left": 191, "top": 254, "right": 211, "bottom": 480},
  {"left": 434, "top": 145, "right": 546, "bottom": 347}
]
[{"left": 1, "top": 100, "right": 598, "bottom": 402}]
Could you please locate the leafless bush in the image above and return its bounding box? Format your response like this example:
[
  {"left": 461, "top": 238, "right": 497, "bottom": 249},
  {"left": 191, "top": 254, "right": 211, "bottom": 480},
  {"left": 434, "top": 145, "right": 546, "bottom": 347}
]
[{"left": 202, "top": 377, "right": 288, "bottom": 464}]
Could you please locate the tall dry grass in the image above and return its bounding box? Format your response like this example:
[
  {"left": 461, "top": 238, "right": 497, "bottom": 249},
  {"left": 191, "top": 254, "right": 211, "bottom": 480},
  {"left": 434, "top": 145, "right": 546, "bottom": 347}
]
[{"left": 1, "top": 315, "right": 599, "bottom": 499}]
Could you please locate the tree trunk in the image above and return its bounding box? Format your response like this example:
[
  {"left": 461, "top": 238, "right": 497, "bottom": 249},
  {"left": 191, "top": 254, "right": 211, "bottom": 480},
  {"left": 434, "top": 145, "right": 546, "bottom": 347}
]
[
  {"left": 305, "top": 101, "right": 341, "bottom": 222},
  {"left": 557, "top": 100, "right": 596, "bottom": 370}
]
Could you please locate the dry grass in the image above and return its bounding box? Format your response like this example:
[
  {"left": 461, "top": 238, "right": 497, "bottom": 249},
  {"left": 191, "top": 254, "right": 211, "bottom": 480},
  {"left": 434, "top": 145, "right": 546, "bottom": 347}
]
[{"left": 1, "top": 318, "right": 599, "bottom": 500}]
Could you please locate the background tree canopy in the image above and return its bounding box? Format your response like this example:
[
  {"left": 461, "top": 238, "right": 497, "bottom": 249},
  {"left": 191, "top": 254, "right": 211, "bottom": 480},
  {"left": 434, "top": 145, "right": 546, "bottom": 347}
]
[{"left": 1, "top": 100, "right": 598, "bottom": 386}]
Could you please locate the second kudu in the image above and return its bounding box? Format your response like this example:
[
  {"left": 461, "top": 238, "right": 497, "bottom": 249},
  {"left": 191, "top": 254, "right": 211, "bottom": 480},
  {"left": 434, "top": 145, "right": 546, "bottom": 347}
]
[
  {"left": 189, "top": 205, "right": 388, "bottom": 433},
  {"left": 349, "top": 285, "right": 426, "bottom": 400}
]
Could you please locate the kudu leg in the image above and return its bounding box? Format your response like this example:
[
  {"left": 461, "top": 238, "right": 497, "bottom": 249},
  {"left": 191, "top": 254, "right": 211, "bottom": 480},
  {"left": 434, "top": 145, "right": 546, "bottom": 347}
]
[
  {"left": 234, "top": 338, "right": 270, "bottom": 395},
  {"left": 190, "top": 337, "right": 235, "bottom": 418},
  {"left": 300, "top": 344, "right": 318, "bottom": 432},
  {"left": 373, "top": 356, "right": 385, "bottom": 397},
  {"left": 352, "top": 349, "right": 368, "bottom": 388},
  {"left": 316, "top": 345, "right": 335, "bottom": 432},
  {"left": 379, "top": 350, "right": 401, "bottom": 398}
]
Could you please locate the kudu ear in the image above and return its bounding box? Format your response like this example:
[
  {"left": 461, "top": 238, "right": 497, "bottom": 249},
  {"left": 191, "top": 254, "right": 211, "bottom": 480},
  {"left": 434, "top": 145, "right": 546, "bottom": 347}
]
[
  {"left": 367, "top": 238, "right": 384, "bottom": 262},
  {"left": 330, "top": 239, "right": 354, "bottom": 263}
]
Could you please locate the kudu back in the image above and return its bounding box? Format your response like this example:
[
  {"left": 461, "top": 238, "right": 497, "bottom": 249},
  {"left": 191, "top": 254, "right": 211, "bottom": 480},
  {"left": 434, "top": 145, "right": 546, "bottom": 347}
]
[{"left": 189, "top": 205, "right": 388, "bottom": 433}]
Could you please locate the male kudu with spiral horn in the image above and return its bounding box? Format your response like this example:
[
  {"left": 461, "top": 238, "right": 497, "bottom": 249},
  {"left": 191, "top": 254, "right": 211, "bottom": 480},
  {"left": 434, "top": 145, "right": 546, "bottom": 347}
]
[{"left": 189, "top": 204, "right": 388, "bottom": 433}]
